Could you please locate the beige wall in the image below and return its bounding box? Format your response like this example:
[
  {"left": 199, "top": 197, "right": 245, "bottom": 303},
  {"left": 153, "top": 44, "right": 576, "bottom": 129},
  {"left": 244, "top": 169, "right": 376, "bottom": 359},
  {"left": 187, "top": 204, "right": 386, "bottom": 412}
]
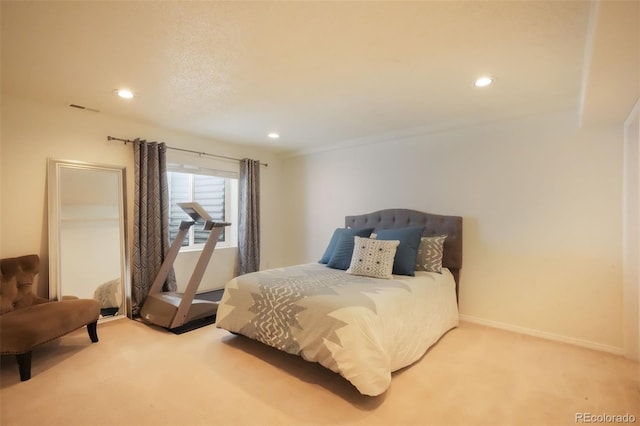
[
  {"left": 2, "top": 94, "right": 627, "bottom": 353},
  {"left": 282, "top": 110, "right": 624, "bottom": 352},
  {"left": 623, "top": 98, "right": 640, "bottom": 360},
  {"left": 0, "top": 95, "right": 285, "bottom": 297}
]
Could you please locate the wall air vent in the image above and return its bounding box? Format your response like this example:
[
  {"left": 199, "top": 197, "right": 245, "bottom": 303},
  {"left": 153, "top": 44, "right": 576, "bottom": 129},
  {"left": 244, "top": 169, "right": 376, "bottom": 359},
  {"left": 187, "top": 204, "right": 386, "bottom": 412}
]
[{"left": 68, "top": 104, "right": 100, "bottom": 113}]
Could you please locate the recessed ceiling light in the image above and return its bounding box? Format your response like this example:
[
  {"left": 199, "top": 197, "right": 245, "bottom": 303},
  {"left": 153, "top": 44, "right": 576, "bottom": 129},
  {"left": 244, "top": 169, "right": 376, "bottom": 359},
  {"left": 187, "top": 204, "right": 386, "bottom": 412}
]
[
  {"left": 474, "top": 77, "right": 493, "bottom": 87},
  {"left": 267, "top": 132, "right": 280, "bottom": 139},
  {"left": 114, "top": 89, "right": 134, "bottom": 99}
]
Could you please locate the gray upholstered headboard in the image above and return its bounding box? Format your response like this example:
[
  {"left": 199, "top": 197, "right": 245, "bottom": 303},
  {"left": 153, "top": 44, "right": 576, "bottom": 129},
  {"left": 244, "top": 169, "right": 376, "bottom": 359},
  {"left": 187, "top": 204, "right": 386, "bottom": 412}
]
[{"left": 345, "top": 208, "right": 463, "bottom": 297}]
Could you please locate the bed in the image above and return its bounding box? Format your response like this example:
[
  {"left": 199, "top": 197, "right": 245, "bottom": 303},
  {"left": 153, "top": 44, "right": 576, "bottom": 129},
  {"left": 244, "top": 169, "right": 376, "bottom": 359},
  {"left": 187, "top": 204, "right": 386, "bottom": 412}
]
[{"left": 216, "top": 208, "right": 463, "bottom": 396}]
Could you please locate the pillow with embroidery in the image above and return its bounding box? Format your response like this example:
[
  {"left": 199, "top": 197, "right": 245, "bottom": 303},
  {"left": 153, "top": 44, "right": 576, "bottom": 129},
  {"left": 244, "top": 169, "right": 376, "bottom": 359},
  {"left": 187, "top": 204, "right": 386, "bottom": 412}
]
[
  {"left": 415, "top": 235, "right": 447, "bottom": 273},
  {"left": 346, "top": 237, "right": 399, "bottom": 279}
]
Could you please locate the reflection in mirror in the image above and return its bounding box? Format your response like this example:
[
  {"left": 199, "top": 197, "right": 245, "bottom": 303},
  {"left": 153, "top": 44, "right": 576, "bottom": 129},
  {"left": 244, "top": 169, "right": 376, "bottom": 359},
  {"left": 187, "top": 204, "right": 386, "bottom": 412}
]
[{"left": 48, "top": 159, "right": 131, "bottom": 321}]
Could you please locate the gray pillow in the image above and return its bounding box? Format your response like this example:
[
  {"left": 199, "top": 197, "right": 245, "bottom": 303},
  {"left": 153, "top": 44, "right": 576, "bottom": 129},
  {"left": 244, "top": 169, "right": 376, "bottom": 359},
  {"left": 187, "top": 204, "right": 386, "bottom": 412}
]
[{"left": 415, "top": 235, "right": 447, "bottom": 273}]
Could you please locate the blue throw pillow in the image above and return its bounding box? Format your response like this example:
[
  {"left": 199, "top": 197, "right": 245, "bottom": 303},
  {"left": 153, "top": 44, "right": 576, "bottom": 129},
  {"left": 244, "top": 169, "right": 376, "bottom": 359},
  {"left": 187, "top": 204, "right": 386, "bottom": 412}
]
[
  {"left": 375, "top": 226, "right": 425, "bottom": 276},
  {"left": 327, "top": 233, "right": 363, "bottom": 270},
  {"left": 319, "top": 227, "right": 374, "bottom": 264}
]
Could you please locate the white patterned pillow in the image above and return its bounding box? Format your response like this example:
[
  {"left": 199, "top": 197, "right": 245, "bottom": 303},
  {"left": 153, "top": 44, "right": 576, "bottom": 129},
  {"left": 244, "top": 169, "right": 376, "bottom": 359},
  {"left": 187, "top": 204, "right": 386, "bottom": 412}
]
[
  {"left": 415, "top": 235, "right": 447, "bottom": 273},
  {"left": 346, "top": 237, "right": 399, "bottom": 279}
]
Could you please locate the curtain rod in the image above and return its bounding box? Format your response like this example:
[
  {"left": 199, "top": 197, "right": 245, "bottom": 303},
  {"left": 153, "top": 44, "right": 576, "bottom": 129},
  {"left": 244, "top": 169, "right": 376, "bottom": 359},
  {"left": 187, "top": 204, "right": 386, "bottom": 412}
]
[{"left": 107, "top": 136, "right": 268, "bottom": 167}]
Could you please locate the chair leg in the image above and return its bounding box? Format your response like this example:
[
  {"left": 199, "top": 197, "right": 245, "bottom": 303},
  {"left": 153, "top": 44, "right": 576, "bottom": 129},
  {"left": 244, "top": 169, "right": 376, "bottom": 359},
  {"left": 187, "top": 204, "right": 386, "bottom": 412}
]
[
  {"left": 16, "top": 352, "right": 32, "bottom": 381},
  {"left": 13, "top": 323, "right": 99, "bottom": 382},
  {"left": 87, "top": 321, "right": 99, "bottom": 343}
]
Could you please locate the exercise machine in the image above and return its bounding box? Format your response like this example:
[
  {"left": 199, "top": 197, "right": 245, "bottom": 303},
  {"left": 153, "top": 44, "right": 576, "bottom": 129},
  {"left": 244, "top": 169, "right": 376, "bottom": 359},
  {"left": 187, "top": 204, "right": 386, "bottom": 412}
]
[{"left": 140, "top": 202, "right": 230, "bottom": 330}]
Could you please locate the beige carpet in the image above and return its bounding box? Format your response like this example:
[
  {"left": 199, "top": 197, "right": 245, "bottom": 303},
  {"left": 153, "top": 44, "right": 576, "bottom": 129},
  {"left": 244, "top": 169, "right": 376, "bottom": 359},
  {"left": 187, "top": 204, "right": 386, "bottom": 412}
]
[{"left": 1, "top": 319, "right": 638, "bottom": 426}]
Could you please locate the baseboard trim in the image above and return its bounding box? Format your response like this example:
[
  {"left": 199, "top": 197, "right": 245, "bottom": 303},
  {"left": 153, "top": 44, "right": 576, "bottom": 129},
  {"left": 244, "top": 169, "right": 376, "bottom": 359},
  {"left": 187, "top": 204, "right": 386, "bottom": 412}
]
[{"left": 459, "top": 314, "right": 624, "bottom": 356}]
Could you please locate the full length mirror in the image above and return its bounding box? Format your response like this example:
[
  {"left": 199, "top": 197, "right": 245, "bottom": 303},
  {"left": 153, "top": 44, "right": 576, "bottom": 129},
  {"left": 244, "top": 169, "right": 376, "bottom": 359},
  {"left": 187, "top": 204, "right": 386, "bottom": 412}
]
[{"left": 48, "top": 159, "right": 131, "bottom": 321}]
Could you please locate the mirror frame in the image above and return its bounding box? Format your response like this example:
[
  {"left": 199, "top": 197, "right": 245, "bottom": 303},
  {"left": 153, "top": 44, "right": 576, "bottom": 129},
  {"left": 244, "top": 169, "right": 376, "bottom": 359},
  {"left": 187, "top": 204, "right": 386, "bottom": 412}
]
[{"left": 47, "top": 159, "right": 131, "bottom": 320}]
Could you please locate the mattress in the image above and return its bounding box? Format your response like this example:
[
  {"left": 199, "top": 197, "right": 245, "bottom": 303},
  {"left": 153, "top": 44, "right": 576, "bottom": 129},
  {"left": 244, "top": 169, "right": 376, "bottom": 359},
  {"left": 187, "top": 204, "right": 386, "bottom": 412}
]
[{"left": 215, "top": 262, "right": 459, "bottom": 396}]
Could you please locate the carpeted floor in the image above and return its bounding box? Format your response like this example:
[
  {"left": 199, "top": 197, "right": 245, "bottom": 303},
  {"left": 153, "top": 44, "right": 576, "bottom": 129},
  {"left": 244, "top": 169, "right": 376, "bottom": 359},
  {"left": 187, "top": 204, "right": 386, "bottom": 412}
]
[{"left": 1, "top": 319, "right": 638, "bottom": 426}]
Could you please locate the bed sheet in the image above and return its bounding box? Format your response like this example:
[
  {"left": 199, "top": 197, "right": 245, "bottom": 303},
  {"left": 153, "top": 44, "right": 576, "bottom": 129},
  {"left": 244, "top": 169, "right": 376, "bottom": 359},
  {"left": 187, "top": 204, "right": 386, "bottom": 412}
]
[{"left": 215, "top": 263, "right": 458, "bottom": 396}]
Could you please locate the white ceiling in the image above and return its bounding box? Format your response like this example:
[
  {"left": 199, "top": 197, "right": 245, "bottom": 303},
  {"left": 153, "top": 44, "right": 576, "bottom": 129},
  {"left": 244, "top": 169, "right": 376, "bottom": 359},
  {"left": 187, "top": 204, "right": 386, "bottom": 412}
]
[{"left": 2, "top": 1, "right": 638, "bottom": 155}]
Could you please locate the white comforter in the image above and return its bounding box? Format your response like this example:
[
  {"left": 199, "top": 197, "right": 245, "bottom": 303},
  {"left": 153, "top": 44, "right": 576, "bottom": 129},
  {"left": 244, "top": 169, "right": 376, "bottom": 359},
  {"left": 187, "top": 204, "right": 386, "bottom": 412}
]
[{"left": 215, "top": 263, "right": 458, "bottom": 396}]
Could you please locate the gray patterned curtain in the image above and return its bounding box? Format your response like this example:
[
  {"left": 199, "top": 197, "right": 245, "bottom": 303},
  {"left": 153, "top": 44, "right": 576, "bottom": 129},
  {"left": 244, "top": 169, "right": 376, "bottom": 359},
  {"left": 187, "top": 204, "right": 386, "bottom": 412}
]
[
  {"left": 132, "top": 139, "right": 177, "bottom": 314},
  {"left": 238, "top": 158, "right": 261, "bottom": 274}
]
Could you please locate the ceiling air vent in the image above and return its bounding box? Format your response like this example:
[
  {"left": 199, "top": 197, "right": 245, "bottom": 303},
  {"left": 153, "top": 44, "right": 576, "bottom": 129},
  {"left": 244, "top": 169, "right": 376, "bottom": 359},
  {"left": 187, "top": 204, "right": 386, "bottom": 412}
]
[{"left": 68, "top": 104, "right": 100, "bottom": 113}]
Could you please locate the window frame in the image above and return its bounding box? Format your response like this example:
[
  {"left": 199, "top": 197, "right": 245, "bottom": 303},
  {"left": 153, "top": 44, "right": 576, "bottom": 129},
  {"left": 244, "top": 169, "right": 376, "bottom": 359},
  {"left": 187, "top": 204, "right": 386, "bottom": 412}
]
[{"left": 167, "top": 164, "right": 238, "bottom": 252}]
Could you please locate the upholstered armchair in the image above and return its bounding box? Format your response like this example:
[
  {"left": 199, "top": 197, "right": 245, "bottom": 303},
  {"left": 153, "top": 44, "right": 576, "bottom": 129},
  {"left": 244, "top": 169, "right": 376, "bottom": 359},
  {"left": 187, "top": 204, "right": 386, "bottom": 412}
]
[{"left": 0, "top": 254, "right": 101, "bottom": 381}]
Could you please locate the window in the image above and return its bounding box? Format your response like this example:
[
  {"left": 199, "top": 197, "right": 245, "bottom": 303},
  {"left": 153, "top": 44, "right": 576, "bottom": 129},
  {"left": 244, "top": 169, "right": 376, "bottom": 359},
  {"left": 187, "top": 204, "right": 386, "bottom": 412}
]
[{"left": 167, "top": 167, "right": 238, "bottom": 250}]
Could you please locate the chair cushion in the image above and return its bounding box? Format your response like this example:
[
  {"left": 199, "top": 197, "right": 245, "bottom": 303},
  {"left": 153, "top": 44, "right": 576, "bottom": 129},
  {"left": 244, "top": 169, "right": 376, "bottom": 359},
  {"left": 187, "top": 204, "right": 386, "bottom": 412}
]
[
  {"left": 0, "top": 254, "right": 48, "bottom": 312},
  {"left": 0, "top": 299, "right": 100, "bottom": 354}
]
